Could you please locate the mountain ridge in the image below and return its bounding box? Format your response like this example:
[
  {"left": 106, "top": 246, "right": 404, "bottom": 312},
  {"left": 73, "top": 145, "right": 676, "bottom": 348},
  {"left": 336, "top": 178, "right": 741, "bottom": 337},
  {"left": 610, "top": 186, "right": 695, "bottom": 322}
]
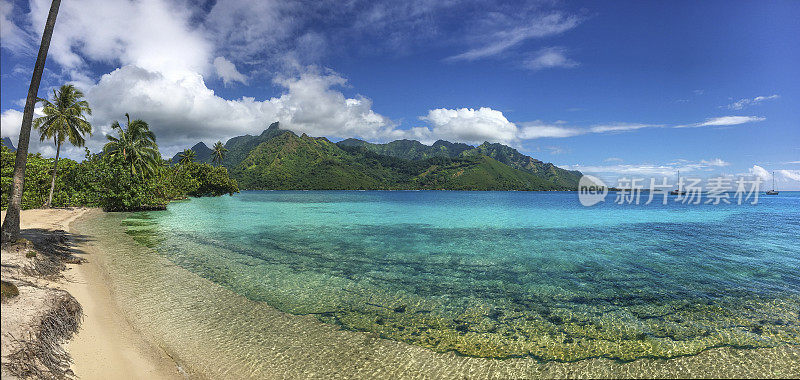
[{"left": 175, "top": 122, "right": 583, "bottom": 190}]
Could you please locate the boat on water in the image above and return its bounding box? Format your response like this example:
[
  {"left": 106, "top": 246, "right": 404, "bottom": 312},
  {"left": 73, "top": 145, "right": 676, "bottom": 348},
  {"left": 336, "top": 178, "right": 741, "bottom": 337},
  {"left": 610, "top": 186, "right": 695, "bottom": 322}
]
[
  {"left": 766, "top": 171, "right": 779, "bottom": 195},
  {"left": 670, "top": 170, "right": 686, "bottom": 195}
]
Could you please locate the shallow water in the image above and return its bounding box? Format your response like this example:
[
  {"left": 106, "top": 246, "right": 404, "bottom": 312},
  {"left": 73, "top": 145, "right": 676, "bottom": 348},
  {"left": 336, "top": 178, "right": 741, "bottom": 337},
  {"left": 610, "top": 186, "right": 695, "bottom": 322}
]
[{"left": 76, "top": 191, "right": 800, "bottom": 377}]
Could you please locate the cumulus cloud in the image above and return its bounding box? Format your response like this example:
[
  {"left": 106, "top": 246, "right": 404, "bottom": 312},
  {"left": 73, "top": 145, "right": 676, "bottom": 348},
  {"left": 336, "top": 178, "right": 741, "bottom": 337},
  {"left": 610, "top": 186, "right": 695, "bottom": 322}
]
[
  {"left": 523, "top": 47, "right": 578, "bottom": 71},
  {"left": 725, "top": 94, "right": 779, "bottom": 110},
  {"left": 412, "top": 107, "right": 519, "bottom": 145},
  {"left": 79, "top": 66, "right": 398, "bottom": 157},
  {"left": 750, "top": 165, "right": 800, "bottom": 183},
  {"left": 749, "top": 165, "right": 771, "bottom": 181},
  {"left": 1, "top": 107, "right": 61, "bottom": 157},
  {"left": 28, "top": 0, "right": 212, "bottom": 76},
  {"left": 778, "top": 170, "right": 800, "bottom": 182},
  {"left": 0, "top": 109, "right": 24, "bottom": 141},
  {"left": 213, "top": 57, "right": 248, "bottom": 85}
]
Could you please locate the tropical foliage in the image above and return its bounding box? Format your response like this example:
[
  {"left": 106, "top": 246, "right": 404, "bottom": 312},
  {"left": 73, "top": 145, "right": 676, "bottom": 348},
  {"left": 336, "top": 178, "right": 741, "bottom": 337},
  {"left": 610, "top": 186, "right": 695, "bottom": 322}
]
[
  {"left": 103, "top": 114, "right": 160, "bottom": 177},
  {"left": 228, "top": 131, "right": 567, "bottom": 190},
  {"left": 176, "top": 122, "right": 582, "bottom": 191},
  {"left": 33, "top": 84, "right": 93, "bottom": 208},
  {"left": 211, "top": 141, "right": 227, "bottom": 166},
  {"left": 177, "top": 149, "right": 196, "bottom": 165},
  {"left": 1, "top": 145, "right": 239, "bottom": 211}
]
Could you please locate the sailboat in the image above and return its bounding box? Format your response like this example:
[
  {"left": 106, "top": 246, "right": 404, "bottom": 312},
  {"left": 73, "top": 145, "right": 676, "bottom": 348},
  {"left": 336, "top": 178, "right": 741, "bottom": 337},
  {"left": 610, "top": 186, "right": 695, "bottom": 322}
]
[
  {"left": 766, "top": 171, "right": 779, "bottom": 195},
  {"left": 670, "top": 170, "right": 686, "bottom": 195}
]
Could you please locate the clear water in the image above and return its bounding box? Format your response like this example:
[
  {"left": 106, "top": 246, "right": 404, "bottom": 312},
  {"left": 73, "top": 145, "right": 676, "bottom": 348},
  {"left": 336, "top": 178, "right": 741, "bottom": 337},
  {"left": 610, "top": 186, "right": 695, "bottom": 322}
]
[{"left": 117, "top": 191, "right": 800, "bottom": 363}]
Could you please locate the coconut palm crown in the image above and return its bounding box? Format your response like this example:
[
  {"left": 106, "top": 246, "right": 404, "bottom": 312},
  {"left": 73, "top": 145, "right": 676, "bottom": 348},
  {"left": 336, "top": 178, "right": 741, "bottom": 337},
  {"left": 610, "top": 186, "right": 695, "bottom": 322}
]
[
  {"left": 211, "top": 140, "right": 227, "bottom": 166},
  {"left": 33, "top": 83, "right": 93, "bottom": 208},
  {"left": 103, "top": 113, "right": 161, "bottom": 177},
  {"left": 178, "top": 148, "right": 197, "bottom": 165}
]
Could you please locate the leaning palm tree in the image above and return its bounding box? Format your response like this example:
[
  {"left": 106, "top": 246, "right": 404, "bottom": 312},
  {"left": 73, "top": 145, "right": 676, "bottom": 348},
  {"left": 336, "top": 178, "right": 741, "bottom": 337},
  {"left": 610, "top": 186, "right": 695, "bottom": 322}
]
[
  {"left": 33, "top": 84, "right": 93, "bottom": 208},
  {"left": 103, "top": 114, "right": 161, "bottom": 177},
  {"left": 177, "top": 149, "right": 196, "bottom": 165},
  {"left": 211, "top": 141, "right": 227, "bottom": 166},
  {"left": 2, "top": 0, "right": 62, "bottom": 243}
]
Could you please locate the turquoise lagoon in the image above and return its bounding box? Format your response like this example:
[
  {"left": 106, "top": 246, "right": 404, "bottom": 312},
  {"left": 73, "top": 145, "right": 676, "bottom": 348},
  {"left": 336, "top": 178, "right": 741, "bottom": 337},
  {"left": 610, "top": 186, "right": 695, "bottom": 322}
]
[{"left": 106, "top": 191, "right": 799, "bottom": 364}]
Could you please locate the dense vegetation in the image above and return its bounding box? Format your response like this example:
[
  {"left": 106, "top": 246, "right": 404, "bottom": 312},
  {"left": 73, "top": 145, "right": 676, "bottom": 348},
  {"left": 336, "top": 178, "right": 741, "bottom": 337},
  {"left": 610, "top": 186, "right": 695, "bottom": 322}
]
[
  {"left": 339, "top": 137, "right": 583, "bottom": 188},
  {"left": 1, "top": 145, "right": 238, "bottom": 211},
  {"left": 166, "top": 123, "right": 580, "bottom": 190},
  {"left": 225, "top": 130, "right": 569, "bottom": 190},
  {"left": 169, "top": 122, "right": 582, "bottom": 191}
]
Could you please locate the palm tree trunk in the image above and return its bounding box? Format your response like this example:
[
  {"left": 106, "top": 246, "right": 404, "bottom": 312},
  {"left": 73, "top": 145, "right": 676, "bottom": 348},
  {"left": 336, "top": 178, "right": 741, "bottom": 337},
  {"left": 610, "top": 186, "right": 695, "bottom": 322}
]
[
  {"left": 1, "top": 0, "right": 61, "bottom": 243},
  {"left": 45, "top": 140, "right": 61, "bottom": 209}
]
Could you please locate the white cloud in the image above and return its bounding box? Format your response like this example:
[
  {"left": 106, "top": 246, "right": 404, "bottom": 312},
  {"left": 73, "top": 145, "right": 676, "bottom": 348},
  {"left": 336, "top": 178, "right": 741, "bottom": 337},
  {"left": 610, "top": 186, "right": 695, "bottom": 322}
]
[
  {"left": 0, "top": 109, "right": 24, "bottom": 140},
  {"left": 447, "top": 13, "right": 582, "bottom": 61},
  {"left": 77, "top": 66, "right": 401, "bottom": 157},
  {"left": 725, "top": 94, "right": 779, "bottom": 110},
  {"left": 518, "top": 121, "right": 581, "bottom": 139},
  {"left": 749, "top": 165, "right": 771, "bottom": 181},
  {"left": 748, "top": 165, "right": 800, "bottom": 186},
  {"left": 213, "top": 57, "right": 248, "bottom": 85},
  {"left": 0, "top": 0, "right": 31, "bottom": 54},
  {"left": 676, "top": 116, "right": 766, "bottom": 128},
  {"left": 700, "top": 158, "right": 730, "bottom": 167},
  {"left": 1, "top": 107, "right": 63, "bottom": 157},
  {"left": 523, "top": 47, "right": 578, "bottom": 71},
  {"left": 28, "top": 0, "right": 212, "bottom": 76},
  {"left": 565, "top": 163, "right": 678, "bottom": 178},
  {"left": 778, "top": 170, "right": 800, "bottom": 182},
  {"left": 545, "top": 146, "right": 566, "bottom": 154},
  {"left": 588, "top": 123, "right": 655, "bottom": 133},
  {"left": 412, "top": 107, "right": 519, "bottom": 145}
]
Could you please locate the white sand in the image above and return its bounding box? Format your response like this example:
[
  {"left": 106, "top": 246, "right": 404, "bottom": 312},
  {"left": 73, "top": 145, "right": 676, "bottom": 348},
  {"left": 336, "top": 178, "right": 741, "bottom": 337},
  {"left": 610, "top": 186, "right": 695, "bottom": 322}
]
[{"left": 1, "top": 208, "right": 183, "bottom": 379}]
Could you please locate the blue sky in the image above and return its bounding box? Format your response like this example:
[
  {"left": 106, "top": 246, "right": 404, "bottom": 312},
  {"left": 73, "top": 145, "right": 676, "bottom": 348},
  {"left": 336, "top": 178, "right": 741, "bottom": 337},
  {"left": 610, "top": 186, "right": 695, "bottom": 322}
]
[{"left": 1, "top": 0, "right": 798, "bottom": 188}]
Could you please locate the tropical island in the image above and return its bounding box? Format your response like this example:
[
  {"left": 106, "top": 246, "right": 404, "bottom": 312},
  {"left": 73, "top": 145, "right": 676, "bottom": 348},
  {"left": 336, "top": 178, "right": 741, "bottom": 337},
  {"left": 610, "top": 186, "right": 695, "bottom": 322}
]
[
  {"left": 3, "top": 0, "right": 799, "bottom": 379},
  {"left": 3, "top": 109, "right": 583, "bottom": 214}
]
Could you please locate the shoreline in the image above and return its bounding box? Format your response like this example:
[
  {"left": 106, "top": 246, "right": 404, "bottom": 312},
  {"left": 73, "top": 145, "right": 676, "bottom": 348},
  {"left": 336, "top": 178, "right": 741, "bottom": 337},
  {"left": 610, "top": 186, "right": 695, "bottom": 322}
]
[
  {"left": 1, "top": 208, "right": 183, "bottom": 379},
  {"left": 61, "top": 209, "right": 184, "bottom": 379},
  {"left": 4, "top": 207, "right": 799, "bottom": 378}
]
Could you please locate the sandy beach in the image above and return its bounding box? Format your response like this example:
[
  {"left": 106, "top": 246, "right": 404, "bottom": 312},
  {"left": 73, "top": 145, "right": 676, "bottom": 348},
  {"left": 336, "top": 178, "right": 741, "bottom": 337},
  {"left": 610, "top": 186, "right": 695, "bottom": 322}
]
[{"left": 1, "top": 208, "right": 182, "bottom": 379}]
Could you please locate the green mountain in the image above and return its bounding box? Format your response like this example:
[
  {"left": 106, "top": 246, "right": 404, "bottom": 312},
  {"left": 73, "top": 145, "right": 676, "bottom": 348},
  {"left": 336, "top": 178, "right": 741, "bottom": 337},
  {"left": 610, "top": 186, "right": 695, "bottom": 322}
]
[
  {"left": 1, "top": 137, "right": 16, "bottom": 152},
  {"left": 466, "top": 142, "right": 583, "bottom": 189},
  {"left": 337, "top": 138, "right": 472, "bottom": 160},
  {"left": 175, "top": 123, "right": 583, "bottom": 190},
  {"left": 222, "top": 122, "right": 289, "bottom": 167},
  {"left": 337, "top": 138, "right": 582, "bottom": 188},
  {"left": 171, "top": 142, "right": 213, "bottom": 164}
]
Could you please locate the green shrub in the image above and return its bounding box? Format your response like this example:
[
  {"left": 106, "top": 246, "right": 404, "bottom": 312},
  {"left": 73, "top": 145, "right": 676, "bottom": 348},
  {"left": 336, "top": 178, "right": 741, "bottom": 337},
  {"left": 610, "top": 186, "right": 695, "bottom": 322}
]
[
  {"left": 1, "top": 280, "right": 19, "bottom": 300},
  {"left": 1, "top": 145, "right": 238, "bottom": 212}
]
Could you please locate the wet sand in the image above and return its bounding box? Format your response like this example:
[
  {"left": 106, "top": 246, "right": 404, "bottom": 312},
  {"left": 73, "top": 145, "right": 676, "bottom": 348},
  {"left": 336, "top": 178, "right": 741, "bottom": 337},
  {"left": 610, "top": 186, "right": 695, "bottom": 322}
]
[{"left": 0, "top": 208, "right": 183, "bottom": 379}]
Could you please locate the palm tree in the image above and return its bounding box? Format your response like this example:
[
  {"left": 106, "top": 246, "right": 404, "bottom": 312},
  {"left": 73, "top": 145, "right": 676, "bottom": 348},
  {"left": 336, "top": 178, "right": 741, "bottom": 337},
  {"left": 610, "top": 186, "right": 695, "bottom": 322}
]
[
  {"left": 178, "top": 149, "right": 196, "bottom": 165},
  {"left": 2, "top": 0, "right": 62, "bottom": 243},
  {"left": 103, "top": 114, "right": 161, "bottom": 177},
  {"left": 211, "top": 141, "right": 227, "bottom": 166},
  {"left": 33, "top": 84, "right": 93, "bottom": 208}
]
